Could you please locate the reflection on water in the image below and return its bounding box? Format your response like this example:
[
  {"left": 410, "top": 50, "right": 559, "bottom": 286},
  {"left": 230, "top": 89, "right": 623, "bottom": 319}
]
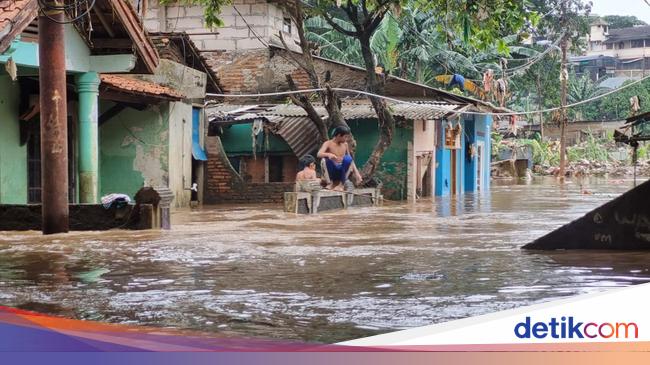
[{"left": 0, "top": 177, "right": 649, "bottom": 343}]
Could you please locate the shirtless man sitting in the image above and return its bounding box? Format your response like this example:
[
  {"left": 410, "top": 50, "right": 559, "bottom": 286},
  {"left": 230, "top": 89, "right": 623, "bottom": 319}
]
[{"left": 317, "top": 126, "right": 362, "bottom": 191}]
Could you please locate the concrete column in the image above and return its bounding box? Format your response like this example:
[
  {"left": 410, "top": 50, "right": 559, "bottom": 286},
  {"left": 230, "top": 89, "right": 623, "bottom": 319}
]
[{"left": 75, "top": 72, "right": 100, "bottom": 203}]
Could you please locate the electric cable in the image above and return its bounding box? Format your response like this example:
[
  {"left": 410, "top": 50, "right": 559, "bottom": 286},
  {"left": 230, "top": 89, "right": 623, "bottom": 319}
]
[{"left": 206, "top": 72, "right": 650, "bottom": 117}]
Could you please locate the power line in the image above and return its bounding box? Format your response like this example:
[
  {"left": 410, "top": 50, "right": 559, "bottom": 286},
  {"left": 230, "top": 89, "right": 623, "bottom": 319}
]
[{"left": 206, "top": 73, "right": 650, "bottom": 116}]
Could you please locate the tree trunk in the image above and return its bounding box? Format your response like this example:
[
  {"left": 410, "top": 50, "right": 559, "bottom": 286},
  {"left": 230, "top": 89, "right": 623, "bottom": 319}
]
[
  {"left": 285, "top": 74, "right": 328, "bottom": 142},
  {"left": 358, "top": 32, "right": 396, "bottom": 179},
  {"left": 278, "top": 1, "right": 352, "bottom": 146},
  {"left": 536, "top": 76, "right": 544, "bottom": 141},
  {"left": 559, "top": 36, "right": 568, "bottom": 181}
]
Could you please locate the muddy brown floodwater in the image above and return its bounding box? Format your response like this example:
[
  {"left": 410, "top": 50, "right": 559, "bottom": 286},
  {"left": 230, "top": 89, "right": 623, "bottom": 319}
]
[{"left": 1, "top": 177, "right": 650, "bottom": 343}]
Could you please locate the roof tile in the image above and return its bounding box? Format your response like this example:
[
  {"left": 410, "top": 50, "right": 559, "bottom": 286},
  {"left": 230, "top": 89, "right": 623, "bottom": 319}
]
[{"left": 100, "top": 74, "right": 185, "bottom": 100}]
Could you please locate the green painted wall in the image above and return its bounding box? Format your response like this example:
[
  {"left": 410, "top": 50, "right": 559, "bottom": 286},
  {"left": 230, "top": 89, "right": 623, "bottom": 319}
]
[
  {"left": 99, "top": 102, "right": 170, "bottom": 198},
  {"left": 0, "top": 77, "right": 28, "bottom": 204},
  {"left": 348, "top": 119, "right": 411, "bottom": 200},
  {"left": 221, "top": 123, "right": 292, "bottom": 154}
]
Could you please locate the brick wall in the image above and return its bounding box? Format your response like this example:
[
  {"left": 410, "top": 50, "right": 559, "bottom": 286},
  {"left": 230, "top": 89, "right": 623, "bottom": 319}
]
[
  {"left": 207, "top": 181, "right": 294, "bottom": 204},
  {"left": 199, "top": 47, "right": 373, "bottom": 95},
  {"left": 242, "top": 157, "right": 266, "bottom": 182},
  {"left": 204, "top": 135, "right": 294, "bottom": 204},
  {"left": 282, "top": 155, "right": 298, "bottom": 182},
  {"left": 202, "top": 49, "right": 272, "bottom": 93}
]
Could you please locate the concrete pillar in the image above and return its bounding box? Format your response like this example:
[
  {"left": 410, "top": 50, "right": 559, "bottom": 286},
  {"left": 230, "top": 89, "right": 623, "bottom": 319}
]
[{"left": 76, "top": 72, "right": 100, "bottom": 203}]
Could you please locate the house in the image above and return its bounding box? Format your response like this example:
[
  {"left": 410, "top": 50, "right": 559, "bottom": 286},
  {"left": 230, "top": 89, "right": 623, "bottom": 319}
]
[
  {"left": 585, "top": 18, "right": 650, "bottom": 78},
  {"left": 140, "top": 0, "right": 498, "bottom": 202},
  {"left": 0, "top": 0, "right": 210, "bottom": 211},
  {"left": 201, "top": 61, "right": 496, "bottom": 202}
]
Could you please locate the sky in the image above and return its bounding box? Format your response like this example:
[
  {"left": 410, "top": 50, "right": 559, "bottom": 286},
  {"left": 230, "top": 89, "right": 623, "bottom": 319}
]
[{"left": 589, "top": 0, "right": 650, "bottom": 24}]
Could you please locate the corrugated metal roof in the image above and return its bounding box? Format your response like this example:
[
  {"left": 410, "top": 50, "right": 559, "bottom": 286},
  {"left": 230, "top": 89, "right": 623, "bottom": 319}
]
[
  {"left": 340, "top": 101, "right": 460, "bottom": 120},
  {"left": 270, "top": 117, "right": 321, "bottom": 157},
  {"left": 206, "top": 101, "right": 462, "bottom": 157},
  {"left": 206, "top": 104, "right": 323, "bottom": 157},
  {"left": 604, "top": 26, "right": 650, "bottom": 43}
]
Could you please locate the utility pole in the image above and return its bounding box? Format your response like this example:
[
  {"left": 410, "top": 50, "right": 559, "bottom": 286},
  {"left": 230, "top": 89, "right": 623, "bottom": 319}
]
[
  {"left": 558, "top": 1, "right": 569, "bottom": 182},
  {"left": 536, "top": 76, "right": 544, "bottom": 141},
  {"left": 39, "top": 2, "right": 69, "bottom": 234}
]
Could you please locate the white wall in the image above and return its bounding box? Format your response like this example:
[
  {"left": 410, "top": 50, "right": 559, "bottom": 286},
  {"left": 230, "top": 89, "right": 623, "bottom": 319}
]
[
  {"left": 413, "top": 119, "right": 435, "bottom": 153},
  {"left": 167, "top": 101, "right": 193, "bottom": 207},
  {"left": 143, "top": 0, "right": 299, "bottom": 52}
]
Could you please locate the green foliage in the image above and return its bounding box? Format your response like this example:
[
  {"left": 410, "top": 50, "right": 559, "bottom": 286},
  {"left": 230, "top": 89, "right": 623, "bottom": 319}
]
[
  {"left": 567, "top": 72, "right": 607, "bottom": 120},
  {"left": 588, "top": 78, "right": 650, "bottom": 121},
  {"left": 566, "top": 133, "right": 610, "bottom": 163},
  {"left": 370, "top": 15, "right": 403, "bottom": 71},
  {"left": 637, "top": 145, "right": 648, "bottom": 160},
  {"left": 490, "top": 132, "right": 504, "bottom": 157},
  {"left": 160, "top": 0, "right": 232, "bottom": 27},
  {"left": 305, "top": 16, "right": 363, "bottom": 65},
  {"left": 601, "top": 15, "right": 647, "bottom": 29},
  {"left": 529, "top": 0, "right": 592, "bottom": 52}
]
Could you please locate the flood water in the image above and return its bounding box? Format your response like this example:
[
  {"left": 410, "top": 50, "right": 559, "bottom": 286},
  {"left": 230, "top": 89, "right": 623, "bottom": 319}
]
[{"left": 1, "top": 177, "right": 649, "bottom": 343}]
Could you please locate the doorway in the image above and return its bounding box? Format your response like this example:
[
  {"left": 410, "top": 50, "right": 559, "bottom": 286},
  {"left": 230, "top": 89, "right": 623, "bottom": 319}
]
[
  {"left": 27, "top": 118, "right": 76, "bottom": 203},
  {"left": 476, "top": 141, "right": 485, "bottom": 191},
  {"left": 450, "top": 150, "right": 457, "bottom": 195}
]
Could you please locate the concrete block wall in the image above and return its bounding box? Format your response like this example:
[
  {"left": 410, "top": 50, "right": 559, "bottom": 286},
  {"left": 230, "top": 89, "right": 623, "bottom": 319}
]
[{"left": 143, "top": 0, "right": 299, "bottom": 52}]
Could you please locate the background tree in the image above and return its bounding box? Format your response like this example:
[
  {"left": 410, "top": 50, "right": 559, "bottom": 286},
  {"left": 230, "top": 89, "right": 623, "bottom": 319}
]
[
  {"left": 601, "top": 15, "right": 647, "bottom": 29},
  {"left": 567, "top": 71, "right": 606, "bottom": 120},
  {"left": 528, "top": 0, "right": 591, "bottom": 179},
  {"left": 508, "top": 48, "right": 561, "bottom": 140},
  {"left": 311, "top": 0, "right": 535, "bottom": 179}
]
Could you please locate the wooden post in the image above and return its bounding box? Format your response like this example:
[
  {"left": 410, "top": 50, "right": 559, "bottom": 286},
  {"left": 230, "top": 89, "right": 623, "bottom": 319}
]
[
  {"left": 39, "top": 4, "right": 69, "bottom": 234},
  {"left": 558, "top": 12, "right": 569, "bottom": 182}
]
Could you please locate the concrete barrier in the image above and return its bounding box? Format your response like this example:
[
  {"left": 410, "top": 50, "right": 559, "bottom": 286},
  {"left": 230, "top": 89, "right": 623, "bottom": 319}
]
[{"left": 284, "top": 188, "right": 381, "bottom": 214}]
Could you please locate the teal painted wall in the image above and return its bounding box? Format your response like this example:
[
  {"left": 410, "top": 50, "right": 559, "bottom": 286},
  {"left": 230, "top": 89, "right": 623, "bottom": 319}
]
[
  {"left": 464, "top": 119, "right": 477, "bottom": 192},
  {"left": 348, "top": 119, "right": 411, "bottom": 200},
  {"left": 0, "top": 77, "right": 28, "bottom": 204},
  {"left": 221, "top": 123, "right": 293, "bottom": 154},
  {"left": 0, "top": 25, "right": 136, "bottom": 73},
  {"left": 99, "top": 103, "right": 170, "bottom": 198}
]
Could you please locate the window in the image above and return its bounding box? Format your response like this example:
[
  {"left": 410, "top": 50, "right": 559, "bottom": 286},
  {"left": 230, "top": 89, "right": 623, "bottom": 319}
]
[
  {"left": 282, "top": 17, "right": 292, "bottom": 34},
  {"left": 618, "top": 41, "right": 625, "bottom": 49},
  {"left": 606, "top": 43, "right": 613, "bottom": 49},
  {"left": 631, "top": 39, "right": 645, "bottom": 48}
]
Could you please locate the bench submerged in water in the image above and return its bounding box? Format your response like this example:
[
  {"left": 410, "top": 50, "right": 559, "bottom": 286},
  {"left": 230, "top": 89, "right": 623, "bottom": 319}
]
[{"left": 284, "top": 188, "right": 381, "bottom": 214}]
